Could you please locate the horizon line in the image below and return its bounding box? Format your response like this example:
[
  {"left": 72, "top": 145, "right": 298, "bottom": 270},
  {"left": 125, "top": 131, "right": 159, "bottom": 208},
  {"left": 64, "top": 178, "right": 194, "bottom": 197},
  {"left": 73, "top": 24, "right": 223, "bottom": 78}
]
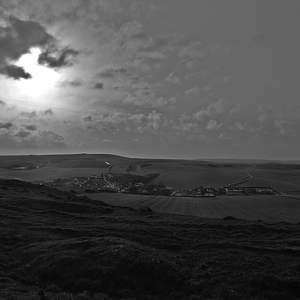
[{"left": 0, "top": 152, "right": 299, "bottom": 162}]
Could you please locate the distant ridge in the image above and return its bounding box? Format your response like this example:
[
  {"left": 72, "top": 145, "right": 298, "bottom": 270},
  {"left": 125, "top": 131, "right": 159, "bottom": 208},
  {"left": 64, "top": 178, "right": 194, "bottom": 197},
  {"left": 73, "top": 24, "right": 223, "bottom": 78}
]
[{"left": 198, "top": 158, "right": 300, "bottom": 164}]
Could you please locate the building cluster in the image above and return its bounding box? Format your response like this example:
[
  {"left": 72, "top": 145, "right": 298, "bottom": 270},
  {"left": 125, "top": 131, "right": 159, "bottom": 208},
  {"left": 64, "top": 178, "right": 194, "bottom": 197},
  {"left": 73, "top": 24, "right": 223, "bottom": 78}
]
[
  {"left": 223, "top": 187, "right": 277, "bottom": 195},
  {"left": 48, "top": 174, "right": 106, "bottom": 190},
  {"left": 44, "top": 173, "right": 278, "bottom": 197}
]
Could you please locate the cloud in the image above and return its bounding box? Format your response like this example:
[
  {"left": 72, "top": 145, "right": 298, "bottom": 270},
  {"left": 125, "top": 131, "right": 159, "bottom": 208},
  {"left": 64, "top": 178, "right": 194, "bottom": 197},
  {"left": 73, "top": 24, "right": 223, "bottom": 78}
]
[
  {"left": 2, "top": 64, "right": 32, "bottom": 80},
  {"left": 120, "top": 20, "right": 144, "bottom": 39},
  {"left": 125, "top": 59, "right": 150, "bottom": 72},
  {"left": 17, "top": 129, "right": 66, "bottom": 148},
  {"left": 0, "top": 15, "right": 80, "bottom": 79},
  {"left": 94, "top": 82, "right": 104, "bottom": 89},
  {"left": 15, "top": 130, "right": 31, "bottom": 138},
  {"left": 136, "top": 32, "right": 183, "bottom": 60},
  {"left": 20, "top": 111, "right": 37, "bottom": 118},
  {"left": 83, "top": 115, "right": 92, "bottom": 122},
  {"left": 233, "top": 122, "right": 256, "bottom": 132},
  {"left": 142, "top": 110, "right": 166, "bottom": 131},
  {"left": 19, "top": 109, "right": 53, "bottom": 118},
  {"left": 103, "top": 139, "right": 113, "bottom": 143},
  {"left": 184, "top": 86, "right": 201, "bottom": 98},
  {"left": 257, "top": 106, "right": 274, "bottom": 124},
  {"left": 0, "top": 16, "right": 52, "bottom": 79},
  {"left": 59, "top": 78, "right": 83, "bottom": 87},
  {"left": 193, "top": 99, "right": 228, "bottom": 121},
  {"left": 85, "top": 110, "right": 168, "bottom": 134},
  {"left": 219, "top": 133, "right": 233, "bottom": 140},
  {"left": 42, "top": 108, "right": 53, "bottom": 116},
  {"left": 274, "top": 120, "right": 293, "bottom": 135},
  {"left": 123, "top": 92, "right": 177, "bottom": 108},
  {"left": 23, "top": 124, "right": 37, "bottom": 131},
  {"left": 173, "top": 121, "right": 199, "bottom": 133},
  {"left": 0, "top": 100, "right": 6, "bottom": 106},
  {"left": 0, "top": 122, "right": 13, "bottom": 129},
  {"left": 38, "top": 45, "right": 79, "bottom": 69},
  {"left": 36, "top": 130, "right": 66, "bottom": 148},
  {"left": 206, "top": 119, "right": 223, "bottom": 130},
  {"left": 166, "top": 71, "right": 180, "bottom": 84},
  {"left": 179, "top": 41, "right": 205, "bottom": 59},
  {"left": 172, "top": 114, "right": 200, "bottom": 133},
  {"left": 0, "top": 125, "right": 68, "bottom": 150},
  {"left": 96, "top": 67, "right": 127, "bottom": 79}
]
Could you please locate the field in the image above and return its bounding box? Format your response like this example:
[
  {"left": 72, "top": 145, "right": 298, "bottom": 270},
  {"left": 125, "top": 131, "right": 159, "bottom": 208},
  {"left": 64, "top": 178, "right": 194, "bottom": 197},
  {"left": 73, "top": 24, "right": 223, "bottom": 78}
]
[
  {"left": 1, "top": 154, "right": 300, "bottom": 193},
  {"left": 0, "top": 154, "right": 119, "bottom": 182},
  {"left": 83, "top": 192, "right": 300, "bottom": 223},
  {"left": 1, "top": 179, "right": 300, "bottom": 300},
  {"left": 236, "top": 163, "right": 300, "bottom": 194},
  {"left": 1, "top": 153, "right": 300, "bottom": 225},
  {"left": 135, "top": 161, "right": 251, "bottom": 188},
  {"left": 0, "top": 154, "right": 254, "bottom": 188}
]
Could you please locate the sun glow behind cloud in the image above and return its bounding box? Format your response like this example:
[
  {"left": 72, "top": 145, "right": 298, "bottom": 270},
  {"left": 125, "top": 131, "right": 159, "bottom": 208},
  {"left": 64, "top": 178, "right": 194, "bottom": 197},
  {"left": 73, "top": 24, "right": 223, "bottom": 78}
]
[
  {"left": 15, "top": 48, "right": 60, "bottom": 102},
  {"left": 1, "top": 1, "right": 300, "bottom": 159}
]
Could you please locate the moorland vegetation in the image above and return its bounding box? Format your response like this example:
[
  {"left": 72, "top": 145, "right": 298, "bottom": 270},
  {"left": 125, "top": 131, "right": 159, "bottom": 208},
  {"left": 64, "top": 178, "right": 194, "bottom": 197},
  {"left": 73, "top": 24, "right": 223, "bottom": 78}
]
[
  {"left": 1, "top": 179, "right": 300, "bottom": 300},
  {"left": 1, "top": 154, "right": 300, "bottom": 299}
]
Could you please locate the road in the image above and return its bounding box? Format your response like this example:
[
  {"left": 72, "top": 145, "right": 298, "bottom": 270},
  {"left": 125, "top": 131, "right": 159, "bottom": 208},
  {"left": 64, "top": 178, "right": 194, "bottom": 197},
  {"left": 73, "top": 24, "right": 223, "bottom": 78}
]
[
  {"left": 103, "top": 164, "right": 114, "bottom": 189},
  {"left": 223, "top": 164, "right": 256, "bottom": 188}
]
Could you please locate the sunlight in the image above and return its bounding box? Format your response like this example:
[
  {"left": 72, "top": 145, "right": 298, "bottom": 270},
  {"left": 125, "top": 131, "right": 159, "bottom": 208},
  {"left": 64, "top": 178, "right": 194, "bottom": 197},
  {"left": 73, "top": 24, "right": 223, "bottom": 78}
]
[{"left": 15, "top": 48, "right": 60, "bottom": 101}]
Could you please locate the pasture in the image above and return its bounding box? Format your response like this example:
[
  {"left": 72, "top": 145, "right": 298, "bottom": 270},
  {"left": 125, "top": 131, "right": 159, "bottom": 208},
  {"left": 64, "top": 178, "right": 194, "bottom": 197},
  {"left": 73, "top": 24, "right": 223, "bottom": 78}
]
[
  {"left": 0, "top": 154, "right": 300, "bottom": 194},
  {"left": 0, "top": 166, "right": 108, "bottom": 181},
  {"left": 84, "top": 192, "right": 300, "bottom": 223},
  {"left": 236, "top": 163, "right": 300, "bottom": 193},
  {"left": 119, "top": 158, "right": 253, "bottom": 188},
  {"left": 0, "top": 155, "right": 253, "bottom": 188},
  {"left": 2, "top": 179, "right": 300, "bottom": 300},
  {"left": 0, "top": 154, "right": 119, "bottom": 181}
]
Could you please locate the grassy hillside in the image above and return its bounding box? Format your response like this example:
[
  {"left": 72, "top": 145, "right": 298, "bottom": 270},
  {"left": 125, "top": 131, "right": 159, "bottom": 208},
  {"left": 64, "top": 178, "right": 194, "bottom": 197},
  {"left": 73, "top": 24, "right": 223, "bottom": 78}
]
[
  {"left": 236, "top": 163, "right": 300, "bottom": 193},
  {"left": 2, "top": 155, "right": 299, "bottom": 192},
  {"left": 84, "top": 192, "right": 300, "bottom": 223},
  {"left": 145, "top": 163, "right": 251, "bottom": 188},
  {"left": 1, "top": 179, "right": 300, "bottom": 299}
]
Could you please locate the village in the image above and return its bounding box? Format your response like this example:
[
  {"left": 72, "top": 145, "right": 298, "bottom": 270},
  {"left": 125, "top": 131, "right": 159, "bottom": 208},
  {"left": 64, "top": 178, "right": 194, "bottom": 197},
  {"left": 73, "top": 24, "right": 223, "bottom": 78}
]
[{"left": 43, "top": 171, "right": 278, "bottom": 197}]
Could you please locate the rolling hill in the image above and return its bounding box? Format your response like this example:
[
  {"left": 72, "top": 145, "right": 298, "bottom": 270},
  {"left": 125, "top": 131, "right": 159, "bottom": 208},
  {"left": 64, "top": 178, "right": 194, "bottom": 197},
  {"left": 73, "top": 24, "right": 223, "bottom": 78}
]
[{"left": 1, "top": 179, "right": 300, "bottom": 299}]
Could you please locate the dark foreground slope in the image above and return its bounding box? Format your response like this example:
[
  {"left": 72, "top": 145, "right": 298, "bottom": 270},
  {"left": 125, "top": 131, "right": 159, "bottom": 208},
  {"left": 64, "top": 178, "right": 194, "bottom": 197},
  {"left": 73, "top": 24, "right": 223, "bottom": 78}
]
[{"left": 1, "top": 180, "right": 300, "bottom": 300}]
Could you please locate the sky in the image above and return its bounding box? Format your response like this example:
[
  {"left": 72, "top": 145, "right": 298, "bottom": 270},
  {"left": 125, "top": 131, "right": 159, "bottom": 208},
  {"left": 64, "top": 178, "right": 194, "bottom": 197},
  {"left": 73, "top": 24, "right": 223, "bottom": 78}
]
[{"left": 0, "top": 0, "right": 300, "bottom": 160}]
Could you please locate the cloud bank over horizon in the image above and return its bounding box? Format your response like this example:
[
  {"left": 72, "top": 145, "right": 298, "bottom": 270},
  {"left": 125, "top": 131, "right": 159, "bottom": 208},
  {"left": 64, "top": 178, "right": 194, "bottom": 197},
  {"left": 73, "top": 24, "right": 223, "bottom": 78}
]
[{"left": 1, "top": 0, "right": 300, "bottom": 159}]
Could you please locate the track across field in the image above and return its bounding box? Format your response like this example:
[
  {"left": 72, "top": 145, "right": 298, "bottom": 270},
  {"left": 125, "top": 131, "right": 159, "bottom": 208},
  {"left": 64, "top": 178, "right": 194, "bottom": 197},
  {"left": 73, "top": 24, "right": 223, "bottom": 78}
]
[{"left": 84, "top": 193, "right": 300, "bottom": 223}]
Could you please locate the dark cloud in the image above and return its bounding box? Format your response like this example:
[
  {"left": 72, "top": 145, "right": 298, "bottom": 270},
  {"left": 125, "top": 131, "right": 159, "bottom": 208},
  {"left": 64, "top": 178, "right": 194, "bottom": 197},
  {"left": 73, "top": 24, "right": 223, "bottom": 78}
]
[
  {"left": 94, "top": 82, "right": 104, "bottom": 89},
  {"left": 37, "top": 130, "right": 66, "bottom": 148},
  {"left": 0, "top": 100, "right": 6, "bottom": 106},
  {"left": 2, "top": 64, "right": 32, "bottom": 80},
  {"left": 0, "top": 122, "right": 13, "bottom": 129},
  {"left": 140, "top": 36, "right": 169, "bottom": 53},
  {"left": 23, "top": 124, "right": 37, "bottom": 131},
  {"left": 20, "top": 111, "right": 37, "bottom": 118},
  {"left": 0, "top": 16, "right": 81, "bottom": 79},
  {"left": 0, "top": 16, "right": 52, "bottom": 79},
  {"left": 96, "top": 67, "right": 127, "bottom": 79},
  {"left": 42, "top": 108, "right": 53, "bottom": 115},
  {"left": 59, "top": 79, "right": 83, "bottom": 87},
  {"left": 15, "top": 130, "right": 31, "bottom": 138},
  {"left": 20, "top": 109, "right": 53, "bottom": 118},
  {"left": 83, "top": 115, "right": 92, "bottom": 122},
  {"left": 0, "top": 16, "right": 52, "bottom": 60},
  {"left": 38, "top": 46, "right": 79, "bottom": 69}
]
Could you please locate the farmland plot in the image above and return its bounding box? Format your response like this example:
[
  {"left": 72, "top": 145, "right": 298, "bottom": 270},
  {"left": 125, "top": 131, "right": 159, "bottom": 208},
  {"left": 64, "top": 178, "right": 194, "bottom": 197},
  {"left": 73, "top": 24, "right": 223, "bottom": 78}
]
[
  {"left": 0, "top": 166, "right": 107, "bottom": 181},
  {"left": 136, "top": 163, "right": 252, "bottom": 188},
  {"left": 236, "top": 163, "right": 300, "bottom": 193},
  {"left": 84, "top": 193, "right": 300, "bottom": 223}
]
